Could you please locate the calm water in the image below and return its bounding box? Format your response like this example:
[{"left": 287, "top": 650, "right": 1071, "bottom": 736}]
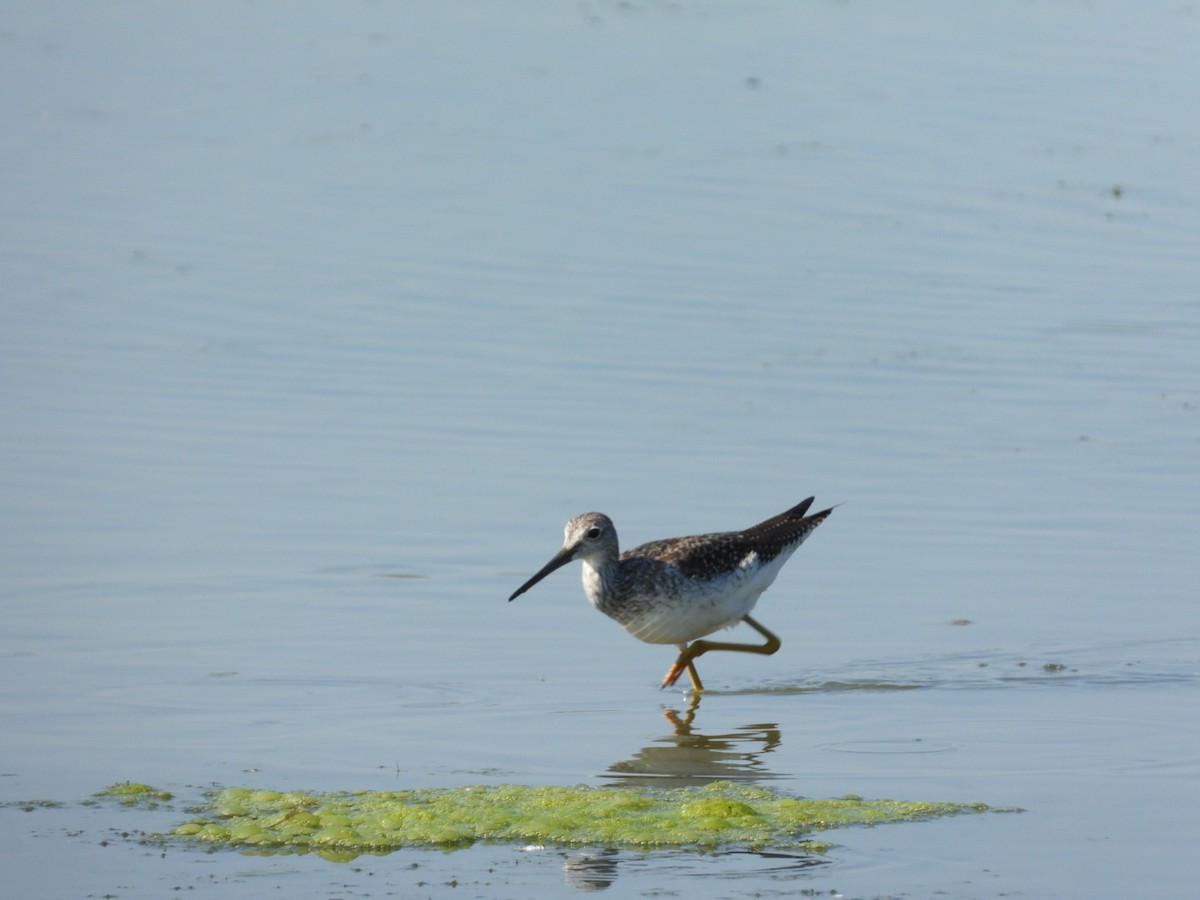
[{"left": 3, "top": 2, "right": 1198, "bottom": 897}]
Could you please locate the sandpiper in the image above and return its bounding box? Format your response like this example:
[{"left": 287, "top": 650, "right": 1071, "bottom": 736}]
[{"left": 508, "top": 497, "right": 832, "bottom": 691}]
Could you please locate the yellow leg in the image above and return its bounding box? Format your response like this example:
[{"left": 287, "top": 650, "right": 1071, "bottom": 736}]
[
  {"left": 661, "top": 647, "right": 701, "bottom": 691},
  {"left": 660, "top": 615, "right": 781, "bottom": 690}
]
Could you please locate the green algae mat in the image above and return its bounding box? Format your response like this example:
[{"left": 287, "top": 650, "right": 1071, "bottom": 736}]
[{"left": 95, "top": 781, "right": 991, "bottom": 859}]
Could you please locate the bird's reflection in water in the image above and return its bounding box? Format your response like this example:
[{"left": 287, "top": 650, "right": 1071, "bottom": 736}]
[
  {"left": 558, "top": 694, "right": 822, "bottom": 891},
  {"left": 604, "top": 693, "right": 784, "bottom": 788},
  {"left": 562, "top": 845, "right": 825, "bottom": 891},
  {"left": 563, "top": 848, "right": 621, "bottom": 891}
]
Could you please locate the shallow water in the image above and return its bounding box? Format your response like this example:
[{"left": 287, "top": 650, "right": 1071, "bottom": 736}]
[{"left": 3, "top": 1, "right": 1199, "bottom": 897}]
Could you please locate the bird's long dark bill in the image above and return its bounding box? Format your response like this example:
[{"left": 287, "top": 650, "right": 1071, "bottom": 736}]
[{"left": 508, "top": 546, "right": 575, "bottom": 601}]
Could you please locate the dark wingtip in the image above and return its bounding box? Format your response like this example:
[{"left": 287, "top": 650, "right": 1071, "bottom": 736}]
[
  {"left": 815, "top": 501, "right": 843, "bottom": 518},
  {"left": 808, "top": 506, "right": 836, "bottom": 524}
]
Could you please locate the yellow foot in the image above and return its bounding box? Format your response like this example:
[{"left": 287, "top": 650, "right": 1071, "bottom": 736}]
[
  {"left": 661, "top": 659, "right": 703, "bottom": 692},
  {"left": 661, "top": 660, "right": 687, "bottom": 688}
]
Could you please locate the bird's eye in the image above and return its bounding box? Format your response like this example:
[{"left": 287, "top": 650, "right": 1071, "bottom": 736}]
[{"left": 586, "top": 526, "right": 602, "bottom": 540}]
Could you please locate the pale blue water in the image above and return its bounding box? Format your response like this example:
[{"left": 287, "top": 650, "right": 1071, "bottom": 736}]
[{"left": 3, "top": 2, "right": 1198, "bottom": 897}]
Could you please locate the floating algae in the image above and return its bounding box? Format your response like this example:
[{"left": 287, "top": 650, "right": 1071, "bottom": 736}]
[
  {"left": 156, "top": 781, "right": 988, "bottom": 857},
  {"left": 93, "top": 782, "right": 174, "bottom": 808},
  {"left": 2, "top": 798, "right": 64, "bottom": 812}
]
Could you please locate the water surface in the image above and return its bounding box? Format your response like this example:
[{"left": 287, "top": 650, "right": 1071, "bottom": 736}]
[{"left": 3, "top": 2, "right": 1198, "bottom": 897}]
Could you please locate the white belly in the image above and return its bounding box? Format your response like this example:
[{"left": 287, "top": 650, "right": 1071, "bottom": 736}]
[{"left": 615, "top": 549, "right": 791, "bottom": 645}]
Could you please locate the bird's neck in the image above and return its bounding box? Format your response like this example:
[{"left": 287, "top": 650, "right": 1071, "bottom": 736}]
[{"left": 580, "top": 554, "right": 620, "bottom": 611}]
